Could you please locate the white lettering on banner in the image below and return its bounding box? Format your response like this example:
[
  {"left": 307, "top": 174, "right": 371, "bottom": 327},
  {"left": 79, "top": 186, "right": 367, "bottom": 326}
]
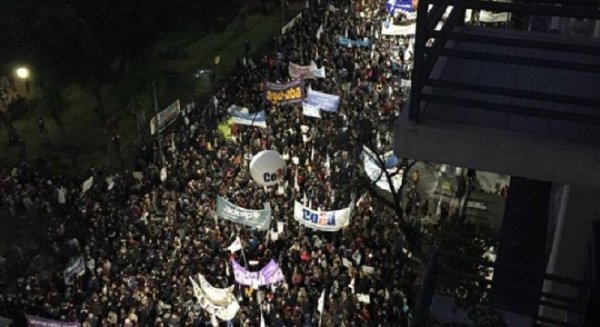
[{"left": 221, "top": 205, "right": 261, "bottom": 220}]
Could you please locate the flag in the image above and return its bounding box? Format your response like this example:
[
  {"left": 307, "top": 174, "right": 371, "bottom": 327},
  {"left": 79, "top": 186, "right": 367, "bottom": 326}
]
[
  {"left": 316, "top": 24, "right": 324, "bottom": 40},
  {"left": 226, "top": 237, "right": 242, "bottom": 253},
  {"left": 81, "top": 176, "right": 94, "bottom": 194},
  {"left": 160, "top": 167, "right": 167, "bottom": 182},
  {"left": 356, "top": 193, "right": 367, "bottom": 208},
  {"left": 106, "top": 176, "right": 114, "bottom": 191},
  {"left": 294, "top": 167, "right": 300, "bottom": 192},
  {"left": 318, "top": 290, "right": 325, "bottom": 313},
  {"left": 57, "top": 187, "right": 66, "bottom": 204}
]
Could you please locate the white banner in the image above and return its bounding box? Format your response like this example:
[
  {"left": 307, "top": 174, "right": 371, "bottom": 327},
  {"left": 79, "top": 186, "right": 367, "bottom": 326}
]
[
  {"left": 302, "top": 102, "right": 321, "bottom": 118},
  {"left": 293, "top": 201, "right": 351, "bottom": 232},
  {"left": 288, "top": 62, "right": 326, "bottom": 80},
  {"left": 197, "top": 274, "right": 235, "bottom": 306},
  {"left": 362, "top": 146, "right": 403, "bottom": 193},
  {"left": 480, "top": 11, "right": 510, "bottom": 23},
  {"left": 150, "top": 99, "right": 181, "bottom": 135},
  {"left": 381, "top": 21, "right": 416, "bottom": 36},
  {"left": 189, "top": 275, "right": 240, "bottom": 321}
]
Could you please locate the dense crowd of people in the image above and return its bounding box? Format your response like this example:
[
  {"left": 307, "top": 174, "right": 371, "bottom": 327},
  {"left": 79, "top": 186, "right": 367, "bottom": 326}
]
[{"left": 0, "top": 0, "right": 425, "bottom": 325}]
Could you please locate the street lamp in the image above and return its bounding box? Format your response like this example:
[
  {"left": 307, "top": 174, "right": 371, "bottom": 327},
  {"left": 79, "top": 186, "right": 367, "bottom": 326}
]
[
  {"left": 16, "top": 67, "right": 29, "bottom": 80},
  {"left": 15, "top": 67, "right": 31, "bottom": 112}
]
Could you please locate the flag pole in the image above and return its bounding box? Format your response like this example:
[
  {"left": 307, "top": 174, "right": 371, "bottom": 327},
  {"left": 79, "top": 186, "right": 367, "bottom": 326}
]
[{"left": 237, "top": 226, "right": 249, "bottom": 267}]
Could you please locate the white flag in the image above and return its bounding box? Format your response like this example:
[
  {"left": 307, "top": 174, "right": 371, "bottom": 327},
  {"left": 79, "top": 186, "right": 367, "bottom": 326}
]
[
  {"left": 294, "top": 167, "right": 300, "bottom": 192},
  {"left": 106, "top": 176, "right": 114, "bottom": 191},
  {"left": 160, "top": 167, "right": 167, "bottom": 182},
  {"left": 316, "top": 24, "right": 324, "bottom": 40},
  {"left": 81, "top": 176, "right": 94, "bottom": 194},
  {"left": 318, "top": 290, "right": 325, "bottom": 313},
  {"left": 226, "top": 237, "right": 242, "bottom": 253},
  {"left": 57, "top": 187, "right": 66, "bottom": 204}
]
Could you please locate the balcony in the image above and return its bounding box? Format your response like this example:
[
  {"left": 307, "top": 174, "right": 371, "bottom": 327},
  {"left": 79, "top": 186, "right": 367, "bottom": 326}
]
[{"left": 394, "top": 0, "right": 600, "bottom": 188}]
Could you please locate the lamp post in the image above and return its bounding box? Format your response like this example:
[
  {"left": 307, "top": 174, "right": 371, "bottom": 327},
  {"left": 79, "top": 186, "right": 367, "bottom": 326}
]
[{"left": 15, "top": 67, "right": 31, "bottom": 112}]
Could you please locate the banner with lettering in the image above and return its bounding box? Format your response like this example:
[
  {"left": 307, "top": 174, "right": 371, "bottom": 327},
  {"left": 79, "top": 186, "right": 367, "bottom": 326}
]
[
  {"left": 385, "top": 0, "right": 416, "bottom": 18},
  {"left": 228, "top": 105, "right": 268, "bottom": 128},
  {"left": 26, "top": 315, "right": 81, "bottom": 327},
  {"left": 216, "top": 196, "right": 271, "bottom": 231},
  {"left": 293, "top": 201, "right": 351, "bottom": 232},
  {"left": 306, "top": 89, "right": 340, "bottom": 112},
  {"left": 381, "top": 21, "right": 416, "bottom": 36},
  {"left": 337, "top": 36, "right": 371, "bottom": 48},
  {"left": 231, "top": 259, "right": 285, "bottom": 287},
  {"left": 150, "top": 99, "right": 181, "bottom": 135},
  {"left": 264, "top": 79, "right": 305, "bottom": 104},
  {"left": 189, "top": 275, "right": 240, "bottom": 321},
  {"left": 302, "top": 102, "right": 321, "bottom": 118},
  {"left": 288, "top": 62, "right": 326, "bottom": 80}
]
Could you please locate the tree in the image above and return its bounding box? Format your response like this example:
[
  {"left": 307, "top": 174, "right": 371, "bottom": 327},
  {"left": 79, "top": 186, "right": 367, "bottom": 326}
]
[
  {"left": 125, "top": 91, "right": 152, "bottom": 142},
  {"left": 0, "top": 77, "right": 21, "bottom": 145}
]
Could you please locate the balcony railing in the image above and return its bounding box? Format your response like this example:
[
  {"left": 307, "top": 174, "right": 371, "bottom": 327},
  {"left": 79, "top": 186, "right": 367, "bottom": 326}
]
[
  {"left": 408, "top": 0, "right": 600, "bottom": 124},
  {"left": 414, "top": 249, "right": 593, "bottom": 326}
]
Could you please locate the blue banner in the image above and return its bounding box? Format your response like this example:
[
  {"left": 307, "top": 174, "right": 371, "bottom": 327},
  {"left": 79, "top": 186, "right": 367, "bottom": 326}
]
[
  {"left": 264, "top": 79, "right": 305, "bottom": 104},
  {"left": 306, "top": 89, "right": 340, "bottom": 112},
  {"left": 228, "top": 105, "right": 267, "bottom": 128},
  {"left": 385, "top": 0, "right": 415, "bottom": 16},
  {"left": 337, "top": 37, "right": 371, "bottom": 48}
]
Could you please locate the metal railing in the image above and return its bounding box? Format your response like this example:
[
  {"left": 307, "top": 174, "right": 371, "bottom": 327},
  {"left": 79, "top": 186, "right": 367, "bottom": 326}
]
[
  {"left": 408, "top": 0, "right": 600, "bottom": 124},
  {"left": 413, "top": 249, "right": 594, "bottom": 326}
]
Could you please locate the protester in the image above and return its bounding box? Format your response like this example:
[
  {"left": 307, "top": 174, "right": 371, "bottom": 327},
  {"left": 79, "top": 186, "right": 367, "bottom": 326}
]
[{"left": 0, "top": 0, "right": 425, "bottom": 326}]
